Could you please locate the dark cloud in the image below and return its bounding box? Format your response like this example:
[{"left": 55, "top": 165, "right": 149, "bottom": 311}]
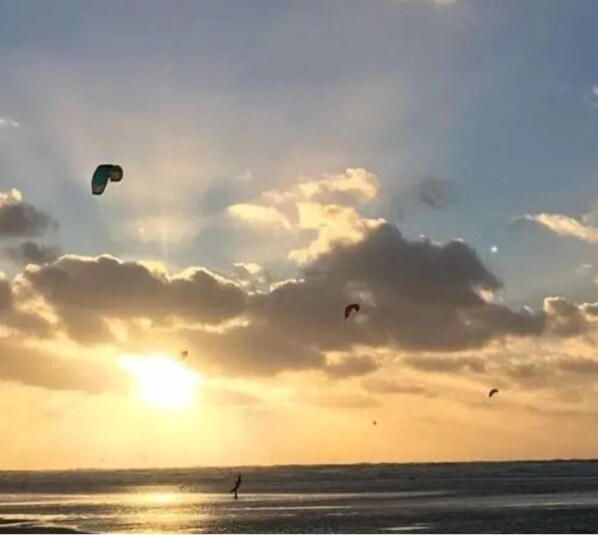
[
  {"left": 412, "top": 175, "right": 457, "bottom": 209},
  {"left": 183, "top": 323, "right": 324, "bottom": 376},
  {"left": 7, "top": 221, "right": 596, "bottom": 382},
  {"left": 0, "top": 275, "right": 52, "bottom": 337},
  {"left": 361, "top": 377, "right": 435, "bottom": 397},
  {"left": 389, "top": 175, "right": 457, "bottom": 218},
  {"left": 0, "top": 191, "right": 57, "bottom": 237},
  {"left": 582, "top": 303, "right": 598, "bottom": 318},
  {"left": 558, "top": 358, "right": 598, "bottom": 375},
  {"left": 491, "top": 352, "right": 598, "bottom": 393},
  {"left": 4, "top": 241, "right": 61, "bottom": 265},
  {"left": 24, "top": 255, "right": 246, "bottom": 342},
  {"left": 301, "top": 223, "right": 545, "bottom": 352},
  {"left": 324, "top": 355, "right": 378, "bottom": 378},
  {"left": 544, "top": 297, "right": 588, "bottom": 337}
]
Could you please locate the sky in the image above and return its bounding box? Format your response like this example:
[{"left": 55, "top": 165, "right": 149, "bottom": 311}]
[{"left": 0, "top": 0, "right": 598, "bottom": 470}]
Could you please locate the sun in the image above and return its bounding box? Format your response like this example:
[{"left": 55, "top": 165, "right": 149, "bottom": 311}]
[{"left": 119, "top": 354, "right": 204, "bottom": 410}]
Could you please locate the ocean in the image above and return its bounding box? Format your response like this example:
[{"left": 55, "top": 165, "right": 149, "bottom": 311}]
[{"left": 1, "top": 461, "right": 598, "bottom": 533}]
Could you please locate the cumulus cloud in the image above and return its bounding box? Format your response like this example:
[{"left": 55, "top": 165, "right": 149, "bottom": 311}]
[
  {"left": 23, "top": 255, "right": 246, "bottom": 343},
  {"left": 289, "top": 203, "right": 383, "bottom": 264},
  {"left": 263, "top": 168, "right": 380, "bottom": 206},
  {"left": 5, "top": 214, "right": 593, "bottom": 388},
  {"left": 4, "top": 241, "right": 62, "bottom": 266},
  {"left": 0, "top": 190, "right": 57, "bottom": 238},
  {"left": 0, "top": 173, "right": 596, "bottom": 395},
  {"left": 227, "top": 169, "right": 381, "bottom": 255},
  {"left": 523, "top": 213, "right": 598, "bottom": 243}
]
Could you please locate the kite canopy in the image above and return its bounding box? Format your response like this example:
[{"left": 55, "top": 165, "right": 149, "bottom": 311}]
[
  {"left": 180, "top": 350, "right": 189, "bottom": 359},
  {"left": 488, "top": 388, "right": 499, "bottom": 398},
  {"left": 108, "top": 165, "right": 124, "bottom": 182},
  {"left": 92, "top": 164, "right": 123, "bottom": 195},
  {"left": 344, "top": 303, "right": 360, "bottom": 319}
]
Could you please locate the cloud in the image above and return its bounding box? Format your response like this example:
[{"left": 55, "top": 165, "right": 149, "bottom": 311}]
[
  {"left": 182, "top": 323, "right": 324, "bottom": 376},
  {"left": 263, "top": 168, "right": 380, "bottom": 206},
  {"left": 0, "top": 273, "right": 53, "bottom": 337},
  {"left": 4, "top": 241, "right": 62, "bottom": 266},
  {"left": 0, "top": 174, "right": 595, "bottom": 391},
  {"left": 0, "top": 117, "right": 20, "bottom": 128},
  {"left": 9, "top": 216, "right": 593, "bottom": 386},
  {"left": 403, "top": 354, "right": 486, "bottom": 374},
  {"left": 226, "top": 169, "right": 381, "bottom": 247},
  {"left": 302, "top": 223, "right": 546, "bottom": 351},
  {"left": 543, "top": 297, "right": 589, "bottom": 337},
  {"left": 583, "top": 85, "right": 598, "bottom": 109},
  {"left": 522, "top": 213, "right": 598, "bottom": 243},
  {"left": 289, "top": 202, "right": 383, "bottom": 264},
  {"left": 24, "top": 255, "right": 246, "bottom": 343},
  {"left": 412, "top": 175, "right": 457, "bottom": 209},
  {"left": 324, "top": 354, "right": 379, "bottom": 378},
  {"left": 227, "top": 204, "right": 293, "bottom": 231},
  {"left": 232, "top": 262, "right": 270, "bottom": 290},
  {"left": 0, "top": 190, "right": 57, "bottom": 238},
  {"left": 558, "top": 357, "right": 598, "bottom": 375},
  {"left": 361, "top": 377, "right": 435, "bottom": 397},
  {"left": 388, "top": 175, "right": 458, "bottom": 220}
]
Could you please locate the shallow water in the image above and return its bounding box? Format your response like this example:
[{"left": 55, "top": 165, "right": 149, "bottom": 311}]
[{"left": 2, "top": 461, "right": 598, "bottom": 533}]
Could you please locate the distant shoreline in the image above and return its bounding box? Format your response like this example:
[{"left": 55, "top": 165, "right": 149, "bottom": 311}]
[{"left": 3, "top": 457, "right": 598, "bottom": 474}]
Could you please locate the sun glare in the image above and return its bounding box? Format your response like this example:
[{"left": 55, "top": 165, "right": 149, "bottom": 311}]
[{"left": 119, "top": 354, "right": 204, "bottom": 410}]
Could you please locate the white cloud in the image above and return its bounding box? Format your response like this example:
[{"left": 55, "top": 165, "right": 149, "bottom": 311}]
[
  {"left": 523, "top": 212, "right": 598, "bottom": 244},
  {"left": 227, "top": 203, "right": 293, "bottom": 231},
  {"left": 0, "top": 116, "right": 20, "bottom": 128},
  {"left": 583, "top": 85, "right": 598, "bottom": 109},
  {"left": 262, "top": 168, "right": 380, "bottom": 205}
]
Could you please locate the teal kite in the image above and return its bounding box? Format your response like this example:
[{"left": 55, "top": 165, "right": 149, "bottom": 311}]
[{"left": 92, "top": 164, "right": 123, "bottom": 195}]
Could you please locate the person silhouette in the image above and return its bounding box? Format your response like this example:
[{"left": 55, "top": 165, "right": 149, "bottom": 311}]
[{"left": 230, "top": 474, "right": 242, "bottom": 500}]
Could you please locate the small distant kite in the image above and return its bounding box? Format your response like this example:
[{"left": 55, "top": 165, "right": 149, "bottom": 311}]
[
  {"left": 488, "top": 388, "right": 499, "bottom": 398},
  {"left": 344, "top": 303, "right": 360, "bottom": 319},
  {"left": 372, "top": 420, "right": 377, "bottom": 426},
  {"left": 180, "top": 350, "right": 189, "bottom": 359},
  {"left": 92, "top": 164, "right": 123, "bottom": 195}
]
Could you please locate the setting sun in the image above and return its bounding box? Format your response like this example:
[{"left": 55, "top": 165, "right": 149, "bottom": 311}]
[{"left": 119, "top": 354, "right": 204, "bottom": 410}]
